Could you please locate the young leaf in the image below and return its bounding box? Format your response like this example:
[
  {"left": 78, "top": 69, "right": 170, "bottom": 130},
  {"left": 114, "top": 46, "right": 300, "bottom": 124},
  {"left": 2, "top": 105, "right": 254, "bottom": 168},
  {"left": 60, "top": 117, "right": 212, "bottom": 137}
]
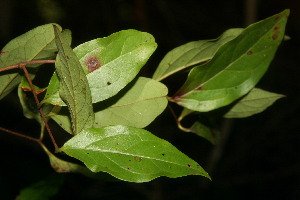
[
  {"left": 61, "top": 125, "right": 210, "bottom": 182},
  {"left": 15, "top": 174, "right": 63, "bottom": 200},
  {"left": 74, "top": 29, "right": 157, "bottom": 103},
  {"left": 178, "top": 108, "right": 218, "bottom": 144},
  {"left": 172, "top": 10, "right": 289, "bottom": 112},
  {"left": 42, "top": 72, "right": 66, "bottom": 106},
  {"left": 53, "top": 25, "right": 94, "bottom": 135},
  {"left": 152, "top": 28, "right": 243, "bottom": 81},
  {"left": 224, "top": 88, "right": 284, "bottom": 118},
  {"left": 93, "top": 77, "right": 168, "bottom": 128},
  {"left": 0, "top": 24, "right": 63, "bottom": 100},
  {"left": 17, "top": 82, "right": 41, "bottom": 123}
]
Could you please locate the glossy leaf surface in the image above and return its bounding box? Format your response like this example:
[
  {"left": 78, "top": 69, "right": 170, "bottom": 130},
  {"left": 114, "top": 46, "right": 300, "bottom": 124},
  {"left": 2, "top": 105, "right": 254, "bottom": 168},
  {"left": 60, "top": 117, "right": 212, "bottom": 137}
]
[
  {"left": 152, "top": 28, "right": 243, "bottom": 81},
  {"left": 0, "top": 24, "right": 63, "bottom": 100},
  {"left": 61, "top": 125, "right": 210, "bottom": 182},
  {"left": 94, "top": 77, "right": 168, "bottom": 128},
  {"left": 75, "top": 29, "right": 157, "bottom": 103},
  {"left": 224, "top": 88, "right": 284, "bottom": 118},
  {"left": 54, "top": 25, "right": 94, "bottom": 134},
  {"left": 172, "top": 10, "right": 289, "bottom": 112}
]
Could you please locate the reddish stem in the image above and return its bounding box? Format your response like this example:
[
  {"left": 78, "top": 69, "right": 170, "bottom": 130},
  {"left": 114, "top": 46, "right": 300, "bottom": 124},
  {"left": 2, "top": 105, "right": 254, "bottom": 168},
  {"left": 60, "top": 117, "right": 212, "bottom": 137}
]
[
  {"left": 19, "top": 64, "right": 59, "bottom": 151},
  {"left": 0, "top": 126, "right": 40, "bottom": 144},
  {"left": 0, "top": 60, "right": 58, "bottom": 150},
  {"left": 0, "top": 60, "right": 55, "bottom": 73}
]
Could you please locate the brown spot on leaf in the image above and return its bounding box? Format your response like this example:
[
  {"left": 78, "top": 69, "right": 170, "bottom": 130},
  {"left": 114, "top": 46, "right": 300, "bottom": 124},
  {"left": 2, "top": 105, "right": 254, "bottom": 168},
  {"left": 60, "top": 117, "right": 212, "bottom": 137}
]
[
  {"left": 272, "top": 26, "right": 280, "bottom": 40},
  {"left": 134, "top": 157, "right": 142, "bottom": 162},
  {"left": 0, "top": 50, "right": 6, "bottom": 55},
  {"left": 126, "top": 167, "right": 131, "bottom": 170},
  {"left": 187, "top": 164, "right": 191, "bottom": 168},
  {"left": 274, "top": 15, "right": 281, "bottom": 22},
  {"left": 247, "top": 50, "right": 253, "bottom": 55},
  {"left": 86, "top": 57, "right": 100, "bottom": 72}
]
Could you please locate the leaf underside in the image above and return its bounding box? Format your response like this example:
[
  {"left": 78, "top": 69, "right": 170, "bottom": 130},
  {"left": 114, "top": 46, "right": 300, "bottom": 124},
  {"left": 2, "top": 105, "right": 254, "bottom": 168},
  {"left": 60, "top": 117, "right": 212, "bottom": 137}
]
[{"left": 53, "top": 25, "right": 94, "bottom": 134}]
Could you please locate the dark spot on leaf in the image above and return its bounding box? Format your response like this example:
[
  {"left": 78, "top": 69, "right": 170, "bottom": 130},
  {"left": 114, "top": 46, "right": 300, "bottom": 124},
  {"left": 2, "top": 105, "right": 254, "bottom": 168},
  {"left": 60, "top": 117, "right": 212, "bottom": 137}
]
[
  {"left": 86, "top": 152, "right": 89, "bottom": 154},
  {"left": 107, "top": 81, "right": 111, "bottom": 85},
  {"left": 161, "top": 153, "right": 165, "bottom": 156},
  {"left": 66, "top": 56, "right": 69, "bottom": 60},
  {"left": 129, "top": 160, "right": 132, "bottom": 162},
  {"left": 134, "top": 157, "right": 142, "bottom": 162},
  {"left": 187, "top": 164, "right": 191, "bottom": 168},
  {"left": 247, "top": 50, "right": 253, "bottom": 55},
  {"left": 274, "top": 15, "right": 281, "bottom": 22},
  {"left": 272, "top": 26, "right": 280, "bottom": 40},
  {"left": 126, "top": 167, "right": 131, "bottom": 170},
  {"left": 272, "top": 33, "right": 279, "bottom": 40},
  {"left": 0, "top": 50, "right": 6, "bottom": 55},
  {"left": 95, "top": 122, "right": 98, "bottom": 125},
  {"left": 86, "top": 57, "right": 100, "bottom": 72},
  {"left": 194, "top": 86, "right": 202, "bottom": 90}
]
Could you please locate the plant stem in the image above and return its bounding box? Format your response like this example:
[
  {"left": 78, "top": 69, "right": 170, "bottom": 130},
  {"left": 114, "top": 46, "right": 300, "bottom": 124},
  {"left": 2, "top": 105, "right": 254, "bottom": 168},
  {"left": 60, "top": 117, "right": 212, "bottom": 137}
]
[
  {"left": 0, "top": 60, "right": 55, "bottom": 73},
  {"left": 20, "top": 64, "right": 59, "bottom": 151},
  {"left": 0, "top": 126, "right": 40, "bottom": 143},
  {"left": 0, "top": 60, "right": 59, "bottom": 150}
]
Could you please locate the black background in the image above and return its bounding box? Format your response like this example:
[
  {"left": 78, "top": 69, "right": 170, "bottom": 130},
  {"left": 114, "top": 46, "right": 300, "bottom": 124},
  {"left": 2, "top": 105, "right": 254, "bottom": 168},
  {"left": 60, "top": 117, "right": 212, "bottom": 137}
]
[{"left": 0, "top": 0, "right": 299, "bottom": 199}]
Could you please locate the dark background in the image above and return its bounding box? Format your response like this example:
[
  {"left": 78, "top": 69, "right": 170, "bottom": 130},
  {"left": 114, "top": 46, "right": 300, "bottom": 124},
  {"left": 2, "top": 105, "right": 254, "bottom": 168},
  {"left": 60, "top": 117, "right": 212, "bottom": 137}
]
[{"left": 0, "top": 0, "right": 299, "bottom": 199}]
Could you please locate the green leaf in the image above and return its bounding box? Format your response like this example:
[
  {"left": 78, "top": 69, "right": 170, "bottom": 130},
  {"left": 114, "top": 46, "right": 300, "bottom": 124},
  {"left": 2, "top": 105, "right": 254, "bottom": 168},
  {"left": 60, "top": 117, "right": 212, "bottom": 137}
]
[
  {"left": 40, "top": 144, "right": 117, "bottom": 181},
  {"left": 93, "top": 77, "right": 168, "bottom": 128},
  {"left": 53, "top": 25, "right": 94, "bottom": 134},
  {"left": 42, "top": 72, "right": 66, "bottom": 106},
  {"left": 172, "top": 10, "right": 289, "bottom": 112},
  {"left": 17, "top": 80, "right": 41, "bottom": 122},
  {"left": 61, "top": 125, "right": 210, "bottom": 182},
  {"left": 0, "top": 23, "right": 63, "bottom": 100},
  {"left": 152, "top": 28, "right": 243, "bottom": 81},
  {"left": 177, "top": 108, "right": 218, "bottom": 144},
  {"left": 16, "top": 174, "right": 63, "bottom": 200},
  {"left": 224, "top": 88, "right": 284, "bottom": 118},
  {"left": 75, "top": 29, "right": 157, "bottom": 103}
]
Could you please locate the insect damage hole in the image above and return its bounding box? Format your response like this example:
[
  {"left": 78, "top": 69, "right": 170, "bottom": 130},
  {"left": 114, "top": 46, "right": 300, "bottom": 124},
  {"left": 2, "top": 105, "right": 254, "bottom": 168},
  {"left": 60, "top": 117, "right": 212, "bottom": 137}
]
[{"left": 86, "top": 57, "right": 100, "bottom": 72}]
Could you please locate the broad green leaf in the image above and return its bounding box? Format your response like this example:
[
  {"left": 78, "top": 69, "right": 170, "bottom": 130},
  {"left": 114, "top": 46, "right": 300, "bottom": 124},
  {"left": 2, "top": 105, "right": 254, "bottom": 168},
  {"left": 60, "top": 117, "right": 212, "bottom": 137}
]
[
  {"left": 49, "top": 77, "right": 168, "bottom": 133},
  {"left": 172, "top": 10, "right": 289, "bottom": 112},
  {"left": 16, "top": 174, "right": 63, "bottom": 200},
  {"left": 53, "top": 25, "right": 94, "bottom": 134},
  {"left": 43, "top": 29, "right": 157, "bottom": 105},
  {"left": 75, "top": 29, "right": 157, "bottom": 103},
  {"left": 224, "top": 88, "right": 284, "bottom": 118},
  {"left": 61, "top": 125, "right": 210, "bottom": 182},
  {"left": 152, "top": 28, "right": 243, "bottom": 81},
  {"left": 93, "top": 77, "right": 168, "bottom": 128},
  {"left": 0, "top": 24, "right": 64, "bottom": 100}
]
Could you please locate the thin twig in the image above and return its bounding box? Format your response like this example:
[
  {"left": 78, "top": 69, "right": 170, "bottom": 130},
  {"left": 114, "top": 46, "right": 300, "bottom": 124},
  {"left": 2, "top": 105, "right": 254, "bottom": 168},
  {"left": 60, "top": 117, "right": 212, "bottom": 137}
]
[
  {"left": 0, "top": 60, "right": 55, "bottom": 73},
  {"left": 20, "top": 64, "right": 59, "bottom": 150},
  {"left": 0, "top": 126, "right": 40, "bottom": 143}
]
